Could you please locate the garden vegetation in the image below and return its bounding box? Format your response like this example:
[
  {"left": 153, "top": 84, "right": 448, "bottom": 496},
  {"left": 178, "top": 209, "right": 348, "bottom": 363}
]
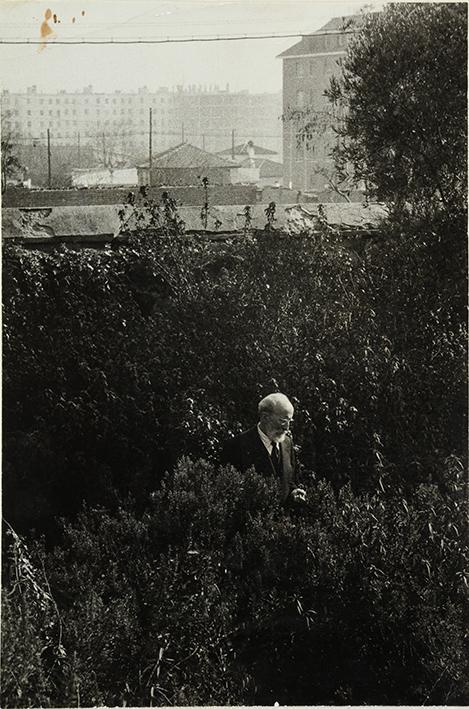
[{"left": 2, "top": 3, "right": 467, "bottom": 706}]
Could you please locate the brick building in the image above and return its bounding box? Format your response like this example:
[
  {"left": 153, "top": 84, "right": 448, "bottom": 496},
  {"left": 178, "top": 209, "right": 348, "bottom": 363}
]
[{"left": 278, "top": 15, "right": 362, "bottom": 193}]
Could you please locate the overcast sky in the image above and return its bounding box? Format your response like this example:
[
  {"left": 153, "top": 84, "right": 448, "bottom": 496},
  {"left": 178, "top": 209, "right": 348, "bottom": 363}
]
[{"left": 0, "top": 0, "right": 383, "bottom": 94}]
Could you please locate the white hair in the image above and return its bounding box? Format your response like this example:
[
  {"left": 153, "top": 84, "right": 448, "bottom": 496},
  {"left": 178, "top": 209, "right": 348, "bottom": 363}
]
[{"left": 258, "top": 393, "right": 294, "bottom": 416}]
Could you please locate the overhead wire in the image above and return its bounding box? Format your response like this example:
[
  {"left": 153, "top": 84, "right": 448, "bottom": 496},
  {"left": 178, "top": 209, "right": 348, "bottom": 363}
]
[{"left": 0, "top": 28, "right": 354, "bottom": 45}]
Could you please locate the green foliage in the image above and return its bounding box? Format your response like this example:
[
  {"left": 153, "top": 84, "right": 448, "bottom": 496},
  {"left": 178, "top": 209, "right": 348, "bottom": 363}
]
[
  {"left": 2, "top": 166, "right": 466, "bottom": 703},
  {"left": 1, "top": 524, "right": 66, "bottom": 707},
  {"left": 328, "top": 3, "right": 467, "bottom": 214},
  {"left": 2, "top": 458, "right": 468, "bottom": 705},
  {"left": 1, "top": 111, "right": 23, "bottom": 192},
  {"left": 3, "top": 209, "right": 466, "bottom": 534}
]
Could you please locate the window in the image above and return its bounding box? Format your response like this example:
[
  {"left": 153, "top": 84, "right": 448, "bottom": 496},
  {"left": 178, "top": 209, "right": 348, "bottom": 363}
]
[
  {"left": 295, "top": 60, "right": 305, "bottom": 78},
  {"left": 296, "top": 90, "right": 305, "bottom": 108},
  {"left": 27, "top": 110, "right": 31, "bottom": 115},
  {"left": 40, "top": 110, "right": 44, "bottom": 115}
]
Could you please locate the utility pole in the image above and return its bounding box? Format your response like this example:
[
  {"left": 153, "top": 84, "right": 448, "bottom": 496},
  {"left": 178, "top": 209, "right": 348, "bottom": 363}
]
[
  {"left": 202, "top": 134, "right": 205, "bottom": 151},
  {"left": 47, "top": 128, "right": 51, "bottom": 188},
  {"left": 231, "top": 128, "right": 235, "bottom": 161},
  {"left": 289, "top": 120, "right": 293, "bottom": 190},
  {"left": 149, "top": 107, "right": 153, "bottom": 187},
  {"left": 77, "top": 131, "right": 81, "bottom": 165},
  {"left": 102, "top": 131, "right": 106, "bottom": 168},
  {"left": 303, "top": 135, "right": 307, "bottom": 193},
  {"left": 181, "top": 122, "right": 185, "bottom": 143}
]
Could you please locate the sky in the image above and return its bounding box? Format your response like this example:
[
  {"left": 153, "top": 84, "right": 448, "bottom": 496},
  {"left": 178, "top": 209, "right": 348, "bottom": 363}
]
[{"left": 0, "top": 0, "right": 383, "bottom": 95}]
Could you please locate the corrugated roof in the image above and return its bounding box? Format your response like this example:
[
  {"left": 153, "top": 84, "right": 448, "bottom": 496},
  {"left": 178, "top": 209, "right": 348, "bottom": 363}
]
[
  {"left": 218, "top": 142, "right": 278, "bottom": 157},
  {"left": 148, "top": 142, "right": 240, "bottom": 169}
]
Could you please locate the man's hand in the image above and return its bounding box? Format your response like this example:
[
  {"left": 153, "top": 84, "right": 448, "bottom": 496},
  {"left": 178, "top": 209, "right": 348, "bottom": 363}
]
[{"left": 290, "top": 487, "right": 307, "bottom": 503}]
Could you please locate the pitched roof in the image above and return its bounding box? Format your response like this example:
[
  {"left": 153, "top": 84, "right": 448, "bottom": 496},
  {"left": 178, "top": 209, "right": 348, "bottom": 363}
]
[
  {"left": 217, "top": 141, "right": 278, "bottom": 157},
  {"left": 146, "top": 142, "right": 240, "bottom": 169},
  {"left": 238, "top": 157, "right": 283, "bottom": 178},
  {"left": 277, "top": 14, "right": 363, "bottom": 58}
]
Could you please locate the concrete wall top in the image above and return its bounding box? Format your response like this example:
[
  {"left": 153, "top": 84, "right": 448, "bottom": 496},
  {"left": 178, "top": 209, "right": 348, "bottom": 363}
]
[{"left": 2, "top": 202, "right": 388, "bottom": 240}]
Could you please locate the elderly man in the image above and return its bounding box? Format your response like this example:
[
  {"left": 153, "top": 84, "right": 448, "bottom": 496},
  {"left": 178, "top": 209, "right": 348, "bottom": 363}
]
[{"left": 221, "top": 393, "right": 306, "bottom": 505}]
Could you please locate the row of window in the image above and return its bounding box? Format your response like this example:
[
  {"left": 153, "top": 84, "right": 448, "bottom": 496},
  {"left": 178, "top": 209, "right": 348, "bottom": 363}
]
[
  {"left": 294, "top": 55, "right": 344, "bottom": 78},
  {"left": 3, "top": 96, "right": 172, "bottom": 106},
  {"left": 23, "top": 108, "right": 171, "bottom": 115}
]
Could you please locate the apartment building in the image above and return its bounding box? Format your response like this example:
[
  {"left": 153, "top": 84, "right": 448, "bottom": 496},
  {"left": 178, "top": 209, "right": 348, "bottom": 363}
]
[
  {"left": 1, "top": 85, "right": 176, "bottom": 157},
  {"left": 173, "top": 86, "right": 282, "bottom": 156},
  {"left": 278, "top": 15, "right": 362, "bottom": 193},
  {"left": 1, "top": 85, "right": 282, "bottom": 165}
]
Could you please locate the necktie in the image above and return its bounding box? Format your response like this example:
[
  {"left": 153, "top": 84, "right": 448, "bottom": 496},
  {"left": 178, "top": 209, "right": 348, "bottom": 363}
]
[{"left": 271, "top": 441, "right": 281, "bottom": 475}]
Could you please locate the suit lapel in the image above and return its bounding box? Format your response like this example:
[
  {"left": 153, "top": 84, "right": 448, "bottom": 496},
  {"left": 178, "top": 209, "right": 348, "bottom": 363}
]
[{"left": 248, "top": 427, "right": 277, "bottom": 476}]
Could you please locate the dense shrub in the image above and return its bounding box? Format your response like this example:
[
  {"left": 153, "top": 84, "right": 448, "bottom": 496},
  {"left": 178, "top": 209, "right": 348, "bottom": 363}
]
[
  {"left": 2, "top": 457, "right": 468, "bottom": 706},
  {"left": 2, "top": 189, "right": 467, "bottom": 704},
  {"left": 2, "top": 211, "right": 466, "bottom": 534}
]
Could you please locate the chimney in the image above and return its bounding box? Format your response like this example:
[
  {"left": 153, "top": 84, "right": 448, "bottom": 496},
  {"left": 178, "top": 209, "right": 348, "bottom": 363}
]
[{"left": 247, "top": 140, "right": 255, "bottom": 168}]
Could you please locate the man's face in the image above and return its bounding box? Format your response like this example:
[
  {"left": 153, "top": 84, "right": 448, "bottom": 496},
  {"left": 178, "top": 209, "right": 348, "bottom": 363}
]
[{"left": 263, "top": 404, "right": 294, "bottom": 443}]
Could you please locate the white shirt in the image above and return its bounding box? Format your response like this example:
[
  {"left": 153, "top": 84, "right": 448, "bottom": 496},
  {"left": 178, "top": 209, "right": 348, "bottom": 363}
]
[{"left": 257, "top": 423, "right": 277, "bottom": 455}]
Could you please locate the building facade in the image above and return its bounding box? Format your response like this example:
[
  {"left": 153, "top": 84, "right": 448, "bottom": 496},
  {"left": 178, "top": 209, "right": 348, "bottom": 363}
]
[
  {"left": 278, "top": 15, "right": 361, "bottom": 194},
  {"left": 1, "top": 85, "right": 282, "bottom": 175},
  {"left": 173, "top": 87, "right": 282, "bottom": 156}
]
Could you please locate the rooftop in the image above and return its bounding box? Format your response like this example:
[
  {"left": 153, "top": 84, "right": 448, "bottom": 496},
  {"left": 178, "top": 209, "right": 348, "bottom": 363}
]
[
  {"left": 277, "top": 13, "right": 365, "bottom": 59},
  {"left": 139, "top": 142, "right": 240, "bottom": 170},
  {"left": 217, "top": 141, "right": 278, "bottom": 157}
]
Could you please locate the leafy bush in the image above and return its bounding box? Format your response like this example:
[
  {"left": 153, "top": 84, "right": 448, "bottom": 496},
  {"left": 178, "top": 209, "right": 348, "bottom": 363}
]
[
  {"left": 3, "top": 208, "right": 467, "bottom": 535},
  {"left": 2, "top": 457, "right": 468, "bottom": 706}
]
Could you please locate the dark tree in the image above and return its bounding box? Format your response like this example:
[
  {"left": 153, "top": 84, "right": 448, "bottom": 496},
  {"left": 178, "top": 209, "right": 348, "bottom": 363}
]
[{"left": 327, "top": 3, "right": 467, "bottom": 214}]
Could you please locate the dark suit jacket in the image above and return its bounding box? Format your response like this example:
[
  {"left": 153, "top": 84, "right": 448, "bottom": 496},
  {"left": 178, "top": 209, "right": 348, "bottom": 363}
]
[{"left": 221, "top": 425, "right": 297, "bottom": 503}]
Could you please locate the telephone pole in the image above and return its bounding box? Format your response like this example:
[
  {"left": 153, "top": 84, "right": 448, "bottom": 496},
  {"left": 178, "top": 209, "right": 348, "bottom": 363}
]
[
  {"left": 149, "top": 107, "right": 153, "bottom": 187},
  {"left": 77, "top": 131, "right": 81, "bottom": 165},
  {"left": 47, "top": 128, "right": 51, "bottom": 188},
  {"left": 181, "top": 122, "right": 185, "bottom": 143},
  {"left": 231, "top": 128, "right": 235, "bottom": 160}
]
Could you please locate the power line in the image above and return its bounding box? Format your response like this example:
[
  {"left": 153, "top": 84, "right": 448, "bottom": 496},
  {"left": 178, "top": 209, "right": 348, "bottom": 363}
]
[
  {"left": 12, "top": 130, "right": 283, "bottom": 142},
  {"left": 0, "top": 28, "right": 355, "bottom": 45}
]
